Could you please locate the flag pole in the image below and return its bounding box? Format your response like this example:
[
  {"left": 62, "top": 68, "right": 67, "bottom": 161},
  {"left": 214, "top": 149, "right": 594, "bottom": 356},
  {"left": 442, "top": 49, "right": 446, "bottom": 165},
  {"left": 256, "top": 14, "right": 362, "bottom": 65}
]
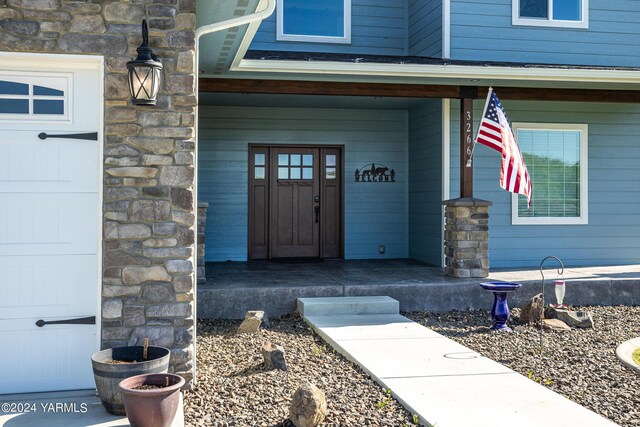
[{"left": 466, "top": 87, "right": 494, "bottom": 168}]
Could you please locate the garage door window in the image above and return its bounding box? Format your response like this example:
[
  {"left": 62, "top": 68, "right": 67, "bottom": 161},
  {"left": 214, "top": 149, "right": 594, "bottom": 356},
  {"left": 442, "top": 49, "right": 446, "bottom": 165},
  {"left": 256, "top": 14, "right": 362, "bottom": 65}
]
[{"left": 0, "top": 74, "right": 69, "bottom": 120}]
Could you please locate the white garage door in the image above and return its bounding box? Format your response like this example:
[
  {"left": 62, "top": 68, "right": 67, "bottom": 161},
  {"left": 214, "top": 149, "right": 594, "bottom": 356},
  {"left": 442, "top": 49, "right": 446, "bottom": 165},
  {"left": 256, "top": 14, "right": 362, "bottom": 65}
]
[{"left": 0, "top": 55, "right": 102, "bottom": 394}]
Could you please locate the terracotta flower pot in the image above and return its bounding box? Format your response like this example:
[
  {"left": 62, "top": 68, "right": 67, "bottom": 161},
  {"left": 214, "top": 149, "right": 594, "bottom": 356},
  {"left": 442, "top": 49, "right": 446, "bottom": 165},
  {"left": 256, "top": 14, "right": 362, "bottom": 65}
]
[{"left": 118, "top": 373, "right": 185, "bottom": 427}]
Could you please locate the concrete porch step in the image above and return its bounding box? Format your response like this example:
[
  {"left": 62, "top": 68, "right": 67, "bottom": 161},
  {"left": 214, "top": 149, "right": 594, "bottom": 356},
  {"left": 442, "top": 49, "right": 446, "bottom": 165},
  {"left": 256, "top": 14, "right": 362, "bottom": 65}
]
[
  {"left": 297, "top": 296, "right": 399, "bottom": 317},
  {"left": 198, "top": 260, "right": 640, "bottom": 319}
]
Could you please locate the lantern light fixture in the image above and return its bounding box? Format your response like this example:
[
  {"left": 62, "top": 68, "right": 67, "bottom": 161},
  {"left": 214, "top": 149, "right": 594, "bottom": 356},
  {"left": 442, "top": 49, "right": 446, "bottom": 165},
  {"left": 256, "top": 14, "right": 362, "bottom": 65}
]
[{"left": 126, "top": 20, "right": 162, "bottom": 106}]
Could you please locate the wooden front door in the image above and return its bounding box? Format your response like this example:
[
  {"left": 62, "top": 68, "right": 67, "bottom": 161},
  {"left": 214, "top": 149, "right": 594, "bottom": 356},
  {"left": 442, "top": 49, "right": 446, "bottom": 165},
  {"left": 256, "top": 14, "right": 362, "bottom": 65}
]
[
  {"left": 249, "top": 146, "right": 342, "bottom": 259},
  {"left": 270, "top": 147, "right": 319, "bottom": 257}
]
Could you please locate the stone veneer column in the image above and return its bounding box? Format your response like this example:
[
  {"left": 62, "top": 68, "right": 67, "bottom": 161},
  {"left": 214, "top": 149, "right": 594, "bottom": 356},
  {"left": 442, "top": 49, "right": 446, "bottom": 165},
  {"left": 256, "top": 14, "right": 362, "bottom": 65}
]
[
  {"left": 0, "top": 0, "right": 197, "bottom": 385},
  {"left": 442, "top": 198, "right": 492, "bottom": 278},
  {"left": 197, "top": 202, "right": 208, "bottom": 284}
]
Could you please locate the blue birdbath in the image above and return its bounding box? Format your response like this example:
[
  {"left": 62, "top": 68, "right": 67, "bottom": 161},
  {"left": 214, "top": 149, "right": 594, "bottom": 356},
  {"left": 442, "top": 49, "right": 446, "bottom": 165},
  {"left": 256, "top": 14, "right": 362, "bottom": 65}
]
[{"left": 479, "top": 282, "right": 522, "bottom": 332}]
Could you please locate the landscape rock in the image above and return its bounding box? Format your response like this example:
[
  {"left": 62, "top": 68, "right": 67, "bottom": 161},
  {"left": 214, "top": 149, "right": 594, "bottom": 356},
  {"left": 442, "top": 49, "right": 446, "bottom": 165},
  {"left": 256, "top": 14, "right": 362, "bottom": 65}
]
[
  {"left": 542, "top": 318, "right": 571, "bottom": 332},
  {"left": 520, "top": 293, "right": 544, "bottom": 323},
  {"left": 289, "top": 383, "right": 327, "bottom": 427},
  {"left": 261, "top": 314, "right": 271, "bottom": 329},
  {"left": 236, "top": 310, "right": 264, "bottom": 334},
  {"left": 546, "top": 307, "right": 594, "bottom": 329},
  {"left": 262, "top": 341, "right": 287, "bottom": 371}
]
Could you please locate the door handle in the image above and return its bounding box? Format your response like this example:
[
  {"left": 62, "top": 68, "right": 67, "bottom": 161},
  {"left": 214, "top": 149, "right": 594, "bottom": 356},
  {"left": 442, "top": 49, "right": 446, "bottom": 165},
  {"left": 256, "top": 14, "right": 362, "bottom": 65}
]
[
  {"left": 315, "top": 206, "right": 320, "bottom": 224},
  {"left": 35, "top": 316, "right": 96, "bottom": 327}
]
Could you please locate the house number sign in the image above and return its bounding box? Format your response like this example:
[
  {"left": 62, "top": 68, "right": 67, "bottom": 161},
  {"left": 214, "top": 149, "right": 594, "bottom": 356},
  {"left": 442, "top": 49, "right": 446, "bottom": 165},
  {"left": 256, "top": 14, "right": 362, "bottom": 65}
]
[{"left": 461, "top": 98, "right": 474, "bottom": 196}]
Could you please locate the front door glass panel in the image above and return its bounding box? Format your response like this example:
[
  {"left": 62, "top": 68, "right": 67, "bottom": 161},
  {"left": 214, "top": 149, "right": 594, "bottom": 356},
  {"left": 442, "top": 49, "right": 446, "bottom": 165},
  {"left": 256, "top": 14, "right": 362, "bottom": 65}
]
[{"left": 277, "top": 153, "right": 314, "bottom": 180}]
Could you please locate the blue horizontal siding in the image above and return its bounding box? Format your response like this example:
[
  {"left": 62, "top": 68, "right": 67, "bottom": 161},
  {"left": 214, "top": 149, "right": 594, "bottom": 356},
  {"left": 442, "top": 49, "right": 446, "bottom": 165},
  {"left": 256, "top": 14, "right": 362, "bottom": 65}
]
[
  {"left": 249, "top": 0, "right": 407, "bottom": 55},
  {"left": 408, "top": 100, "right": 443, "bottom": 266},
  {"left": 449, "top": 99, "right": 640, "bottom": 267},
  {"left": 409, "top": 0, "right": 442, "bottom": 57},
  {"left": 450, "top": 0, "right": 640, "bottom": 67},
  {"left": 199, "top": 106, "right": 409, "bottom": 261}
]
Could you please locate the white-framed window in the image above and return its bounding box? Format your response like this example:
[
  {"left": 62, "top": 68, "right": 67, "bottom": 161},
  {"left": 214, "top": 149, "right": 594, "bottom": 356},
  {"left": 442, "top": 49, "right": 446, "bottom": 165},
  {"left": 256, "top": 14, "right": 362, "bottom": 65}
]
[
  {"left": 0, "top": 72, "right": 71, "bottom": 122},
  {"left": 512, "top": 123, "right": 588, "bottom": 225},
  {"left": 276, "top": 0, "right": 351, "bottom": 44},
  {"left": 512, "top": 0, "right": 589, "bottom": 29}
]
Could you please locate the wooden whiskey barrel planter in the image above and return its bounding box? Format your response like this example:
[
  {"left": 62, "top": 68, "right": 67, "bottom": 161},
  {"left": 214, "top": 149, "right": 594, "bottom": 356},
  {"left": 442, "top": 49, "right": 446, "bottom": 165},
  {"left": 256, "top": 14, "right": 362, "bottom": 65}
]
[{"left": 91, "top": 346, "right": 170, "bottom": 415}]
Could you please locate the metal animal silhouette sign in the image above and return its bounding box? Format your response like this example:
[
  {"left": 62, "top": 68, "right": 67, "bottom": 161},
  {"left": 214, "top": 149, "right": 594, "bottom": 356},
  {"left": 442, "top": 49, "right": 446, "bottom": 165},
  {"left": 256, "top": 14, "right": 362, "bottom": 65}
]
[{"left": 354, "top": 163, "right": 395, "bottom": 182}]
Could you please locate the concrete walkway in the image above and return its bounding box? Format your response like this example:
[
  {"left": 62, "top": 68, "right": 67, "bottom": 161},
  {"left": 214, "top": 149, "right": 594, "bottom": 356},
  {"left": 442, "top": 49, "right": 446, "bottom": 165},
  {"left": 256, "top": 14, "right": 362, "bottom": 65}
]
[
  {"left": 299, "top": 296, "right": 620, "bottom": 427},
  {"left": 0, "top": 390, "right": 184, "bottom": 427}
]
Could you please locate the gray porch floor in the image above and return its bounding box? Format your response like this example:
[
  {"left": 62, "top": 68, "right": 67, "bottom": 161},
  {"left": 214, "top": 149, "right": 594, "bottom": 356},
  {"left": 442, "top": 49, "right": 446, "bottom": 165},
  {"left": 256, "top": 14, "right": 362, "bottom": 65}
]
[{"left": 197, "top": 259, "right": 640, "bottom": 319}]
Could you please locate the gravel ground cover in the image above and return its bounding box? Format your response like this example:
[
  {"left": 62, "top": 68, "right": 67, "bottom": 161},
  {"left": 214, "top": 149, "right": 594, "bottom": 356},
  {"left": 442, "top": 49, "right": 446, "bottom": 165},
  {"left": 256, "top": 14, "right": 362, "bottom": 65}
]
[
  {"left": 408, "top": 306, "right": 640, "bottom": 427},
  {"left": 184, "top": 314, "right": 419, "bottom": 427}
]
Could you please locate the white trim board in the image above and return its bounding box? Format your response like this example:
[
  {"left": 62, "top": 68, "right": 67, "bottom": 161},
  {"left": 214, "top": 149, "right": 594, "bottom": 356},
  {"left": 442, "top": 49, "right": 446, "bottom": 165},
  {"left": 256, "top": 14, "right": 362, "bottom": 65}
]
[
  {"left": 441, "top": 98, "right": 450, "bottom": 268},
  {"left": 442, "top": 0, "right": 451, "bottom": 59},
  {"left": 276, "top": 0, "right": 351, "bottom": 44},
  {"left": 512, "top": 0, "right": 589, "bottom": 29},
  {"left": 233, "top": 59, "right": 640, "bottom": 85},
  {"left": 0, "top": 52, "right": 102, "bottom": 70},
  {"left": 511, "top": 122, "right": 589, "bottom": 226}
]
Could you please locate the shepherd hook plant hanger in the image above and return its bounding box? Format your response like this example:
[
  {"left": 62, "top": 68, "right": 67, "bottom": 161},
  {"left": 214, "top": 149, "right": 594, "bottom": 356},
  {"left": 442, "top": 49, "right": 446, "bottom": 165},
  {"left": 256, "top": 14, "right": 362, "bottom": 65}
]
[{"left": 538, "top": 256, "right": 565, "bottom": 353}]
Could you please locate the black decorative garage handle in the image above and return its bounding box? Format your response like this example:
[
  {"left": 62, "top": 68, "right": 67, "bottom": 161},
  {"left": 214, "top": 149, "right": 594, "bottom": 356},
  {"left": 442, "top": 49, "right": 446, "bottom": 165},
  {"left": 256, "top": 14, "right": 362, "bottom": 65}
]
[
  {"left": 38, "top": 132, "right": 98, "bottom": 141},
  {"left": 35, "top": 316, "right": 96, "bottom": 327}
]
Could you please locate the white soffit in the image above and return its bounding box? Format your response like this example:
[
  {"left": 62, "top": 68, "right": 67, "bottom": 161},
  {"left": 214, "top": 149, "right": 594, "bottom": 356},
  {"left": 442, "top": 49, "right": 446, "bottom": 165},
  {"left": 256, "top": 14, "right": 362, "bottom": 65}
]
[{"left": 233, "top": 59, "right": 640, "bottom": 86}]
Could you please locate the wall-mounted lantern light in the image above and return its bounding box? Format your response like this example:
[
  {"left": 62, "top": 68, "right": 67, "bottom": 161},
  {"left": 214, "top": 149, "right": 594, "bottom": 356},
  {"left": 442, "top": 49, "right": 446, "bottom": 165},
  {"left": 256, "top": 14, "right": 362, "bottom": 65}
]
[{"left": 127, "top": 20, "right": 162, "bottom": 106}]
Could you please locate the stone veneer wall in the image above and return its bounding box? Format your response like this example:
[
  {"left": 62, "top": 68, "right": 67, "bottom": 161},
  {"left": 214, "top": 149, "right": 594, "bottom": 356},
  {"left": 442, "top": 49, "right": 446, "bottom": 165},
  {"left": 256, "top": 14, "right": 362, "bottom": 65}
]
[
  {"left": 443, "top": 198, "right": 491, "bottom": 278},
  {"left": 0, "top": 0, "right": 197, "bottom": 383}
]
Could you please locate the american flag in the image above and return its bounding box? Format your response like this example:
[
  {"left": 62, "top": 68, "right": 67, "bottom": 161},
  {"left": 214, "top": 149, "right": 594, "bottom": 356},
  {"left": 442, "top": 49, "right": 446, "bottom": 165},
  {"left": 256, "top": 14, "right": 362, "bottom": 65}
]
[{"left": 476, "top": 89, "right": 532, "bottom": 207}]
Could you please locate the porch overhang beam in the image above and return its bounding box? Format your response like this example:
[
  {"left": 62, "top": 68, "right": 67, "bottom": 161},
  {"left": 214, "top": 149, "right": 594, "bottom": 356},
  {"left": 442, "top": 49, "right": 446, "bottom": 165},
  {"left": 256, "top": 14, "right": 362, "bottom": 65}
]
[
  {"left": 199, "top": 78, "right": 640, "bottom": 103},
  {"left": 199, "top": 78, "right": 460, "bottom": 98}
]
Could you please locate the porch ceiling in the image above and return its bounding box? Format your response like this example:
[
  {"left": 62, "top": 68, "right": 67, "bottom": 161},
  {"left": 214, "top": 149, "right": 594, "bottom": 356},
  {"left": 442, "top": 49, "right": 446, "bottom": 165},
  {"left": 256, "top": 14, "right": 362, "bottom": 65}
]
[{"left": 196, "top": 0, "right": 262, "bottom": 74}]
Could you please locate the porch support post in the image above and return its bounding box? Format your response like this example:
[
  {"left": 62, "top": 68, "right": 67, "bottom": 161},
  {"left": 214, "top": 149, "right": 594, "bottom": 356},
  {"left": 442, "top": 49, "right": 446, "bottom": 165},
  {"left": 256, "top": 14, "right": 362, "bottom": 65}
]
[
  {"left": 443, "top": 86, "right": 491, "bottom": 278},
  {"left": 442, "top": 198, "right": 492, "bottom": 278},
  {"left": 459, "top": 87, "right": 476, "bottom": 198}
]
